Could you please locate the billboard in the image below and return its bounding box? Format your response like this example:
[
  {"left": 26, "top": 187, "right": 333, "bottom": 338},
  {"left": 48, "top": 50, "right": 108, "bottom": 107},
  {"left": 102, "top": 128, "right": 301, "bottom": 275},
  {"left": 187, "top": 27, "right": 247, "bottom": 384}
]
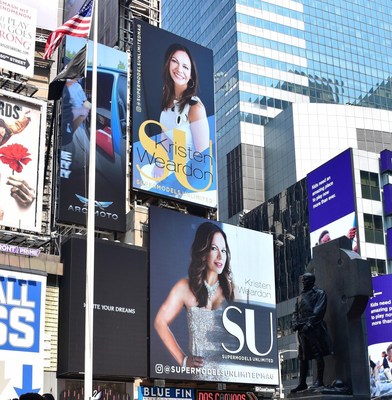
[
  {"left": 0, "top": 268, "right": 46, "bottom": 398},
  {"left": 366, "top": 275, "right": 392, "bottom": 398},
  {"left": 58, "top": 236, "right": 148, "bottom": 378},
  {"left": 0, "top": 89, "right": 46, "bottom": 232},
  {"left": 19, "top": 0, "right": 58, "bottom": 31},
  {"left": 132, "top": 20, "right": 217, "bottom": 209},
  {"left": 387, "top": 228, "right": 392, "bottom": 260},
  {"left": 149, "top": 206, "right": 278, "bottom": 384},
  {"left": 0, "top": 1, "right": 36, "bottom": 76},
  {"left": 383, "top": 184, "right": 392, "bottom": 216},
  {"left": 380, "top": 149, "right": 392, "bottom": 174},
  {"left": 307, "top": 148, "right": 358, "bottom": 252},
  {"left": 57, "top": 37, "right": 129, "bottom": 232}
]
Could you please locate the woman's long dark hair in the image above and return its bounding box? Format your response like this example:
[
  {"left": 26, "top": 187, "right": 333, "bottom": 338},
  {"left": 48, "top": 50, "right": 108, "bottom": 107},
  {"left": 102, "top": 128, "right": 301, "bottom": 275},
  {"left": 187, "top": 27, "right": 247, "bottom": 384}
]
[
  {"left": 161, "top": 43, "right": 199, "bottom": 114},
  {"left": 188, "top": 222, "right": 234, "bottom": 307},
  {"left": 0, "top": 119, "right": 11, "bottom": 146}
]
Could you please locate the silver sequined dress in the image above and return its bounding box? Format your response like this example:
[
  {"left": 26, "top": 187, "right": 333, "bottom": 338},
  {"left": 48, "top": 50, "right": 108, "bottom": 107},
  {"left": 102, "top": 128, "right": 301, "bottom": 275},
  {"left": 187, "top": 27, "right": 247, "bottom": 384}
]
[{"left": 187, "top": 306, "right": 225, "bottom": 378}]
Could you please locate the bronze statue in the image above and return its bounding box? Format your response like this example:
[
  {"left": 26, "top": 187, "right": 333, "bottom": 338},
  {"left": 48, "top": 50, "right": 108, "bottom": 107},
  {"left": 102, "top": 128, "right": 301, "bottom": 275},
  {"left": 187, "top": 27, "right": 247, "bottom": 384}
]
[{"left": 291, "top": 272, "right": 333, "bottom": 393}]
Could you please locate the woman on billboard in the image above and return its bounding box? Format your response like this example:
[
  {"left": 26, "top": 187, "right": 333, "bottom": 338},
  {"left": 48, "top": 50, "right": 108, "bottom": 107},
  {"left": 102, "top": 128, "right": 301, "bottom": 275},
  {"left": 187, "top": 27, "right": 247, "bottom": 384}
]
[
  {"left": 154, "top": 222, "right": 234, "bottom": 369},
  {"left": 152, "top": 43, "right": 210, "bottom": 178}
]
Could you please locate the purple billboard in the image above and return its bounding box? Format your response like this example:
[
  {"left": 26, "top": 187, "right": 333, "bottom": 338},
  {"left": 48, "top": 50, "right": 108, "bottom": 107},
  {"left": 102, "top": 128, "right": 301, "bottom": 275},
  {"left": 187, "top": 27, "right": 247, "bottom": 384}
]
[
  {"left": 149, "top": 206, "right": 278, "bottom": 384},
  {"left": 387, "top": 228, "right": 392, "bottom": 260},
  {"left": 380, "top": 149, "right": 392, "bottom": 174},
  {"left": 366, "top": 275, "right": 392, "bottom": 397},
  {"left": 383, "top": 184, "right": 392, "bottom": 216},
  {"left": 307, "top": 148, "right": 358, "bottom": 252}
]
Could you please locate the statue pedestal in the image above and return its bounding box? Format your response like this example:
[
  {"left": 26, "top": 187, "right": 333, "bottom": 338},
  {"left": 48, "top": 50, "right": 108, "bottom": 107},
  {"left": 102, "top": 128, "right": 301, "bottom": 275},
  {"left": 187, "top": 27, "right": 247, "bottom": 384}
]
[{"left": 288, "top": 387, "right": 371, "bottom": 399}]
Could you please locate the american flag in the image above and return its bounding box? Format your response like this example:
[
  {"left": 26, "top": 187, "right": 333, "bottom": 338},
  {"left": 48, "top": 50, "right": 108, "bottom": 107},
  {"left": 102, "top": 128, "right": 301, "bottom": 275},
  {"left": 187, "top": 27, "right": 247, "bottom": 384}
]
[{"left": 44, "top": 0, "right": 94, "bottom": 60}]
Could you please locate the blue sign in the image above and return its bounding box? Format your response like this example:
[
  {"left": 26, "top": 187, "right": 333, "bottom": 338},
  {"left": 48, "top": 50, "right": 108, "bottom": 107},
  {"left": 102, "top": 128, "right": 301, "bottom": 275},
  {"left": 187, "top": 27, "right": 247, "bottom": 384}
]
[
  {"left": 383, "top": 184, "right": 392, "bottom": 216},
  {"left": 366, "top": 275, "right": 392, "bottom": 346},
  {"left": 0, "top": 275, "right": 42, "bottom": 352},
  {"left": 380, "top": 149, "right": 392, "bottom": 173},
  {"left": 307, "top": 148, "right": 355, "bottom": 232},
  {"left": 387, "top": 228, "right": 392, "bottom": 260}
]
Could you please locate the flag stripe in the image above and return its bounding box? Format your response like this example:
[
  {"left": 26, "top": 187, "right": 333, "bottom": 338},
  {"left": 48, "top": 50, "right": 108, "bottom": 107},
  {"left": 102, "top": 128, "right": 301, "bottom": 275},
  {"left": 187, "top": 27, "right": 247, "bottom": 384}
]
[{"left": 44, "top": 0, "right": 93, "bottom": 59}]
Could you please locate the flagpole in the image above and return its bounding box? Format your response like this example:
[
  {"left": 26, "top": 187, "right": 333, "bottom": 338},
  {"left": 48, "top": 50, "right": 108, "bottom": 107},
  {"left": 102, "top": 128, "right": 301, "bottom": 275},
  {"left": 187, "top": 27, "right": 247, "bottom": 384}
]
[{"left": 85, "top": 0, "right": 98, "bottom": 398}]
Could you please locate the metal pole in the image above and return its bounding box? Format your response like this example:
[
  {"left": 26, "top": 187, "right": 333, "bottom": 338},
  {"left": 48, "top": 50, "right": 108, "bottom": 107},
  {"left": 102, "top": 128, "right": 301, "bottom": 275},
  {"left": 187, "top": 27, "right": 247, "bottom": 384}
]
[{"left": 84, "top": 0, "right": 98, "bottom": 398}]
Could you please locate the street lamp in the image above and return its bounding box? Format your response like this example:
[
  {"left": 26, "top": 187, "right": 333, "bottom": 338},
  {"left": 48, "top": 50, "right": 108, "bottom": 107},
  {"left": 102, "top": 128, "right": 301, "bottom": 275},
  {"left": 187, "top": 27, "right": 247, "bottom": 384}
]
[{"left": 278, "top": 349, "right": 298, "bottom": 398}]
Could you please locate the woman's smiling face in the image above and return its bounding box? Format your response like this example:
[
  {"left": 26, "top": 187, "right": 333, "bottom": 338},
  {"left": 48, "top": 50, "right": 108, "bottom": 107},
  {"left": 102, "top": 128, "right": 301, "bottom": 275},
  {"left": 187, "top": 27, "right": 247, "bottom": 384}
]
[
  {"left": 206, "top": 232, "right": 227, "bottom": 275},
  {"left": 169, "top": 50, "right": 191, "bottom": 88}
]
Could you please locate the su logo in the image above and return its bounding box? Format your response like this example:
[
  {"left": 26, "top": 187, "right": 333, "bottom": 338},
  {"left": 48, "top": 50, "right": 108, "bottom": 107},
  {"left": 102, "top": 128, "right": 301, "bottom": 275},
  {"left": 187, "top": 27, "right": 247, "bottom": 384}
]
[{"left": 222, "top": 306, "right": 274, "bottom": 356}]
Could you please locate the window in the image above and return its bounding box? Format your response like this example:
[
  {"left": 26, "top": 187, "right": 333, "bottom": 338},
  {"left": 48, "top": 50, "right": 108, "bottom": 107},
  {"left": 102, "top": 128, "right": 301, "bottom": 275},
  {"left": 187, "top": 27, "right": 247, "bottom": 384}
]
[
  {"left": 227, "top": 145, "right": 243, "bottom": 217},
  {"left": 364, "top": 214, "right": 384, "bottom": 244},
  {"left": 367, "top": 258, "right": 386, "bottom": 275},
  {"left": 360, "top": 171, "right": 381, "bottom": 200}
]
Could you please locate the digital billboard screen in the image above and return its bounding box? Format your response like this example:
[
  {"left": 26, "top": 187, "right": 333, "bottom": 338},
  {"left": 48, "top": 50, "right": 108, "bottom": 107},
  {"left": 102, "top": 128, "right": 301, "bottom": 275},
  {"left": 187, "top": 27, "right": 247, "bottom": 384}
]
[
  {"left": 132, "top": 20, "right": 217, "bottom": 209},
  {"left": 380, "top": 149, "right": 392, "bottom": 174},
  {"left": 57, "top": 37, "right": 129, "bottom": 232},
  {"left": 366, "top": 275, "right": 392, "bottom": 397},
  {"left": 58, "top": 237, "right": 148, "bottom": 378},
  {"left": 307, "top": 148, "right": 357, "bottom": 252},
  {"left": 0, "top": 268, "right": 46, "bottom": 398},
  {"left": 149, "top": 206, "right": 278, "bottom": 384},
  {"left": 0, "top": 90, "right": 46, "bottom": 232}
]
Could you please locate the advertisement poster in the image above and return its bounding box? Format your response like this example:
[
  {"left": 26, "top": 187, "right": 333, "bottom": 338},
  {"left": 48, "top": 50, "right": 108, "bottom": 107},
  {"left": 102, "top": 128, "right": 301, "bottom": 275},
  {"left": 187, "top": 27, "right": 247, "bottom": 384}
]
[
  {"left": 58, "top": 237, "right": 148, "bottom": 378},
  {"left": 0, "top": 89, "right": 45, "bottom": 232},
  {"left": 149, "top": 206, "right": 278, "bottom": 384},
  {"left": 0, "top": 1, "right": 36, "bottom": 76},
  {"left": 307, "top": 148, "right": 358, "bottom": 252},
  {"left": 57, "top": 36, "right": 128, "bottom": 232},
  {"left": 0, "top": 268, "right": 46, "bottom": 398},
  {"left": 132, "top": 20, "right": 217, "bottom": 209},
  {"left": 366, "top": 275, "right": 392, "bottom": 398}
]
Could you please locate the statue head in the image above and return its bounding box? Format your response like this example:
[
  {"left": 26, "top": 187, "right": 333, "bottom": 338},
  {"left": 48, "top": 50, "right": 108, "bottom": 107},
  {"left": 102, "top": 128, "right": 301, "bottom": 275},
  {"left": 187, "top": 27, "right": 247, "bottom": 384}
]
[{"left": 302, "top": 272, "right": 315, "bottom": 291}]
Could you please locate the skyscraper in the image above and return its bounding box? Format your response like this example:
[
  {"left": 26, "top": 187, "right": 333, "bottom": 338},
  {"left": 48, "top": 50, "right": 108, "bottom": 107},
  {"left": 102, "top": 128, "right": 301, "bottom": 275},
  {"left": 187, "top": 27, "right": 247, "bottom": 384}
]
[{"left": 161, "top": 0, "right": 392, "bottom": 222}]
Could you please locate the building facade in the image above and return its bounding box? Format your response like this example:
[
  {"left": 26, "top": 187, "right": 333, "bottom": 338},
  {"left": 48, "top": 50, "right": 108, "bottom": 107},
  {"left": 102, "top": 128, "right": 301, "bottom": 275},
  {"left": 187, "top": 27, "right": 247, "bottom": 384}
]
[{"left": 161, "top": 0, "right": 392, "bottom": 223}]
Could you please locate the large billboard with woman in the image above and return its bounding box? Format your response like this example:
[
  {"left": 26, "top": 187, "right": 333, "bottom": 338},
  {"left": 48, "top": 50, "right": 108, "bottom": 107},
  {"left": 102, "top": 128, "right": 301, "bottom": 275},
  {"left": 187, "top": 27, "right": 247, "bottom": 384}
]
[
  {"left": 132, "top": 21, "right": 217, "bottom": 209},
  {"left": 149, "top": 206, "right": 278, "bottom": 384}
]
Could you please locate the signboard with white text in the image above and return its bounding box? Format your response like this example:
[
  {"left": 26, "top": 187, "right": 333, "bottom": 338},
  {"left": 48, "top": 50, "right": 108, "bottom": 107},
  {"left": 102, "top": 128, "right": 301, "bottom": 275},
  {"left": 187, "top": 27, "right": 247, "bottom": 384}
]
[
  {"left": 0, "top": 268, "right": 46, "bottom": 398},
  {"left": 307, "top": 148, "right": 358, "bottom": 252},
  {"left": 0, "top": 1, "right": 36, "bottom": 76},
  {"left": 366, "top": 275, "right": 392, "bottom": 398}
]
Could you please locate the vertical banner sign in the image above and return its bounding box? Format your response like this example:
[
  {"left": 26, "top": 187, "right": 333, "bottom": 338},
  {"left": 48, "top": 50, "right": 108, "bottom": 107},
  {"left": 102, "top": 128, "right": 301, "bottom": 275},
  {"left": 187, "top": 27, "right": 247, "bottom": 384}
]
[
  {"left": 149, "top": 206, "right": 278, "bottom": 384},
  {"left": 365, "top": 275, "right": 392, "bottom": 398},
  {"left": 307, "top": 148, "right": 358, "bottom": 252},
  {"left": 57, "top": 37, "right": 129, "bottom": 232},
  {"left": 0, "top": 89, "right": 46, "bottom": 232},
  {"left": 132, "top": 20, "right": 217, "bottom": 209},
  {"left": 0, "top": 1, "right": 37, "bottom": 77},
  {"left": 0, "top": 269, "right": 46, "bottom": 398}
]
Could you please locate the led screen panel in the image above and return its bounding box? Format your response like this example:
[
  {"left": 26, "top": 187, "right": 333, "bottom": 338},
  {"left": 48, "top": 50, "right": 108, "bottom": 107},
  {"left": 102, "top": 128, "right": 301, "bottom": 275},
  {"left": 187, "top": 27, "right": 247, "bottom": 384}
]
[{"left": 149, "top": 206, "right": 277, "bottom": 384}]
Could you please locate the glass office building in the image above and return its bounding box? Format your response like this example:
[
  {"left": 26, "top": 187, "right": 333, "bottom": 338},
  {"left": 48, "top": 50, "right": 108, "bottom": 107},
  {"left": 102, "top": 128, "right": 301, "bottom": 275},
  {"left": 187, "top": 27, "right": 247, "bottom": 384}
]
[{"left": 161, "top": 0, "right": 392, "bottom": 222}]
